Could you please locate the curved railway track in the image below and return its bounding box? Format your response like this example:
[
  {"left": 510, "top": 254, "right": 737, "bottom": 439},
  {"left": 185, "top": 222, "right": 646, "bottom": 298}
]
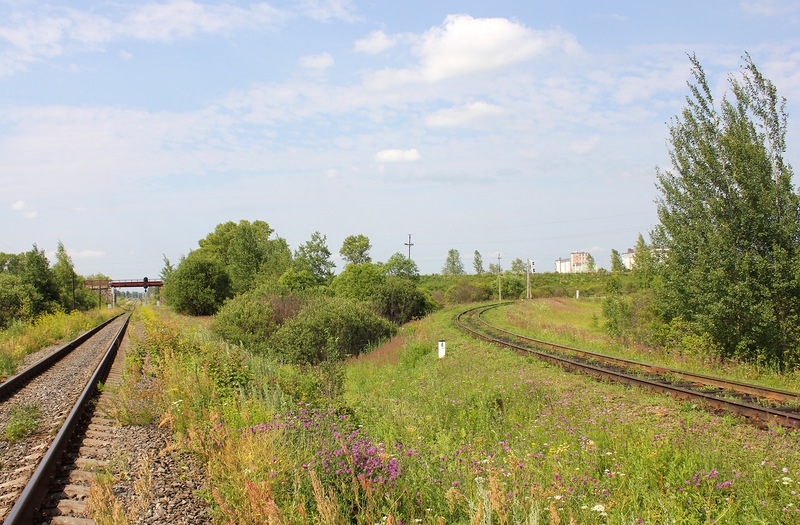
[
  {"left": 0, "top": 313, "right": 129, "bottom": 524},
  {"left": 456, "top": 302, "right": 800, "bottom": 430}
]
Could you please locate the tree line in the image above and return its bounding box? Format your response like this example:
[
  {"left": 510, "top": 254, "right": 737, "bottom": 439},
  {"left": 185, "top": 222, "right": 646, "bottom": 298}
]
[
  {"left": 160, "top": 222, "right": 438, "bottom": 364},
  {"left": 0, "top": 242, "right": 106, "bottom": 329}
]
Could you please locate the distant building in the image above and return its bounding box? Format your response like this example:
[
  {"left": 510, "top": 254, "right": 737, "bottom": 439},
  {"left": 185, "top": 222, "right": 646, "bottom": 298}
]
[
  {"left": 554, "top": 251, "right": 592, "bottom": 273},
  {"left": 620, "top": 248, "right": 635, "bottom": 270}
]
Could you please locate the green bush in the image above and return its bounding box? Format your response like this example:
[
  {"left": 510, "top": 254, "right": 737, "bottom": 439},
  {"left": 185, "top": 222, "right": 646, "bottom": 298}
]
[
  {"left": 369, "top": 276, "right": 438, "bottom": 324},
  {"left": 330, "top": 262, "right": 385, "bottom": 301},
  {"left": 163, "top": 251, "right": 232, "bottom": 316},
  {"left": 444, "top": 277, "right": 492, "bottom": 304},
  {"left": 213, "top": 284, "right": 307, "bottom": 353},
  {"left": 269, "top": 296, "right": 397, "bottom": 364}
]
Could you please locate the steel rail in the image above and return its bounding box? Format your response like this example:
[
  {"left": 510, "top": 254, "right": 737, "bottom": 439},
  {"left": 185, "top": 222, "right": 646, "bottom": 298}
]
[
  {"left": 3, "top": 313, "right": 130, "bottom": 525},
  {"left": 0, "top": 314, "right": 122, "bottom": 401},
  {"left": 456, "top": 303, "right": 800, "bottom": 430},
  {"left": 474, "top": 304, "right": 800, "bottom": 405}
]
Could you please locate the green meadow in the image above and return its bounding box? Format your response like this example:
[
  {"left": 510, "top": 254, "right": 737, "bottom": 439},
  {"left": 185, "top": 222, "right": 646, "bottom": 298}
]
[{"left": 96, "top": 303, "right": 800, "bottom": 524}]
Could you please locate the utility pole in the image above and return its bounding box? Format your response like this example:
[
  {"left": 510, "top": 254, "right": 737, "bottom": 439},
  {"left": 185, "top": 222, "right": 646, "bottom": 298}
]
[
  {"left": 404, "top": 234, "right": 414, "bottom": 260},
  {"left": 497, "top": 253, "right": 502, "bottom": 301},
  {"left": 526, "top": 259, "right": 535, "bottom": 299},
  {"left": 71, "top": 270, "right": 76, "bottom": 312}
]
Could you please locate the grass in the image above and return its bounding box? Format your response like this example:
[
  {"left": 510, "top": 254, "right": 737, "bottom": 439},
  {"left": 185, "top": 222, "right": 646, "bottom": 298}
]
[
  {"left": 94, "top": 304, "right": 800, "bottom": 524},
  {"left": 4, "top": 402, "right": 41, "bottom": 442}
]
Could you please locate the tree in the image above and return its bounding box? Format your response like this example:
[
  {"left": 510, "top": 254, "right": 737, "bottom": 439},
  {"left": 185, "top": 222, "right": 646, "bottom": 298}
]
[
  {"left": 160, "top": 254, "right": 175, "bottom": 281},
  {"left": 293, "top": 232, "right": 335, "bottom": 285},
  {"left": 0, "top": 273, "right": 32, "bottom": 329},
  {"left": 163, "top": 251, "right": 232, "bottom": 316},
  {"left": 510, "top": 258, "right": 527, "bottom": 275},
  {"left": 652, "top": 54, "right": 800, "bottom": 369},
  {"left": 610, "top": 249, "right": 624, "bottom": 274},
  {"left": 473, "top": 250, "right": 484, "bottom": 275},
  {"left": 197, "top": 220, "right": 290, "bottom": 294},
  {"left": 370, "top": 277, "right": 437, "bottom": 324},
  {"left": 339, "top": 234, "right": 372, "bottom": 265},
  {"left": 52, "top": 241, "right": 77, "bottom": 311},
  {"left": 331, "top": 262, "right": 385, "bottom": 301},
  {"left": 21, "top": 245, "right": 59, "bottom": 316},
  {"left": 442, "top": 249, "right": 465, "bottom": 276},
  {"left": 631, "top": 234, "right": 656, "bottom": 290},
  {"left": 585, "top": 254, "right": 596, "bottom": 273},
  {"left": 381, "top": 252, "right": 419, "bottom": 280},
  {"left": 51, "top": 241, "right": 96, "bottom": 311}
]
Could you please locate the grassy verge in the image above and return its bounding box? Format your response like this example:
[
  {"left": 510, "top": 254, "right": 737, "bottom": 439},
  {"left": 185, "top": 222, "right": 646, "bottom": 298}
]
[{"left": 103, "top": 305, "right": 800, "bottom": 524}]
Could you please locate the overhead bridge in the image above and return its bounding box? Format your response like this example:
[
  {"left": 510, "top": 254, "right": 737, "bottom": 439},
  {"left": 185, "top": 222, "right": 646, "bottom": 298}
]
[
  {"left": 84, "top": 278, "right": 163, "bottom": 291},
  {"left": 110, "top": 279, "right": 163, "bottom": 288}
]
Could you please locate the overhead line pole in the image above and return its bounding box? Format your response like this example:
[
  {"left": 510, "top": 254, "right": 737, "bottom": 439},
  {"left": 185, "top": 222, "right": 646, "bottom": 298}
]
[
  {"left": 405, "top": 234, "right": 414, "bottom": 260},
  {"left": 497, "top": 253, "right": 502, "bottom": 302}
]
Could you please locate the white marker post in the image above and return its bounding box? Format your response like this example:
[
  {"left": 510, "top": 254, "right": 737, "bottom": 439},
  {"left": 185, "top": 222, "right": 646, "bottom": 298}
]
[{"left": 438, "top": 340, "right": 446, "bottom": 359}]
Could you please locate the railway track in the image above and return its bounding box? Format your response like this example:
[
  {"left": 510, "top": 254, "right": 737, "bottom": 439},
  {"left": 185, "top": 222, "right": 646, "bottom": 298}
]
[
  {"left": 456, "top": 302, "right": 800, "bottom": 430},
  {"left": 0, "top": 313, "right": 129, "bottom": 524}
]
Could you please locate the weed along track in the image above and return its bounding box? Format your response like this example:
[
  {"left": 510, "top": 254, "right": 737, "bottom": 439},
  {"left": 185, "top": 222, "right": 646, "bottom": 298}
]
[
  {"left": 0, "top": 314, "right": 128, "bottom": 524},
  {"left": 456, "top": 303, "right": 800, "bottom": 430}
]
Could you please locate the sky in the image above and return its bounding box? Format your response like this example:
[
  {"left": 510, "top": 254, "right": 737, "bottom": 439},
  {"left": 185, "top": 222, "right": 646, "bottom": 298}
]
[{"left": 2, "top": 0, "right": 800, "bottom": 280}]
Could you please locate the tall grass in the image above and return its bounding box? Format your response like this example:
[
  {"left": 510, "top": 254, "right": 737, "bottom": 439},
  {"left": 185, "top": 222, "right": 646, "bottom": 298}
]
[
  {"left": 0, "top": 309, "right": 117, "bottom": 379},
  {"left": 102, "top": 305, "right": 800, "bottom": 524}
]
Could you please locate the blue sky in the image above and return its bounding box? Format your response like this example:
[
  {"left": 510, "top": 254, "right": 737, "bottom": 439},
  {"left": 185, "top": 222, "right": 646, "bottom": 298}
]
[{"left": 2, "top": 0, "right": 800, "bottom": 280}]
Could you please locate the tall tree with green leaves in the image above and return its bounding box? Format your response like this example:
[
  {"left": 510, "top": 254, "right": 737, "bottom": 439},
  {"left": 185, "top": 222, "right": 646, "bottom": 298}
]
[
  {"left": 198, "top": 220, "right": 290, "bottom": 294},
  {"left": 442, "top": 249, "right": 465, "bottom": 276},
  {"left": 381, "top": 252, "right": 419, "bottom": 280},
  {"left": 21, "top": 245, "right": 59, "bottom": 316},
  {"left": 610, "top": 249, "right": 624, "bottom": 274},
  {"left": 339, "top": 234, "right": 372, "bottom": 265},
  {"left": 631, "top": 234, "right": 656, "bottom": 290},
  {"left": 293, "top": 231, "right": 335, "bottom": 285},
  {"left": 52, "top": 241, "right": 76, "bottom": 311},
  {"left": 163, "top": 251, "right": 232, "bottom": 316},
  {"left": 510, "top": 258, "right": 527, "bottom": 275},
  {"left": 652, "top": 54, "right": 800, "bottom": 369},
  {"left": 473, "top": 250, "right": 484, "bottom": 275}
]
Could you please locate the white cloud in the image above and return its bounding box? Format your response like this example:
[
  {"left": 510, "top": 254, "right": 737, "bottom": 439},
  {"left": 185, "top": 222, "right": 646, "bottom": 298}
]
[
  {"left": 75, "top": 250, "right": 106, "bottom": 258},
  {"left": 0, "top": 2, "right": 284, "bottom": 75},
  {"left": 297, "top": 0, "right": 360, "bottom": 22},
  {"left": 119, "top": 50, "right": 133, "bottom": 60},
  {"left": 569, "top": 136, "right": 601, "bottom": 154},
  {"left": 354, "top": 30, "right": 396, "bottom": 54},
  {"left": 425, "top": 101, "right": 508, "bottom": 127},
  {"left": 10, "top": 200, "right": 36, "bottom": 217},
  {"left": 325, "top": 168, "right": 338, "bottom": 178},
  {"left": 365, "top": 14, "right": 582, "bottom": 89},
  {"left": 741, "top": 0, "right": 800, "bottom": 17},
  {"left": 299, "top": 52, "right": 334, "bottom": 70},
  {"left": 375, "top": 148, "right": 421, "bottom": 162}
]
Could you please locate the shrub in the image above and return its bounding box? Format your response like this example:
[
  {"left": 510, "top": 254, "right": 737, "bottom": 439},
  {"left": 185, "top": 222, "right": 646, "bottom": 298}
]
[
  {"left": 370, "top": 277, "right": 438, "bottom": 324},
  {"left": 212, "top": 285, "right": 292, "bottom": 353},
  {"left": 269, "top": 296, "right": 397, "bottom": 364},
  {"left": 163, "top": 252, "right": 232, "bottom": 316},
  {"left": 444, "top": 278, "right": 492, "bottom": 304}
]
